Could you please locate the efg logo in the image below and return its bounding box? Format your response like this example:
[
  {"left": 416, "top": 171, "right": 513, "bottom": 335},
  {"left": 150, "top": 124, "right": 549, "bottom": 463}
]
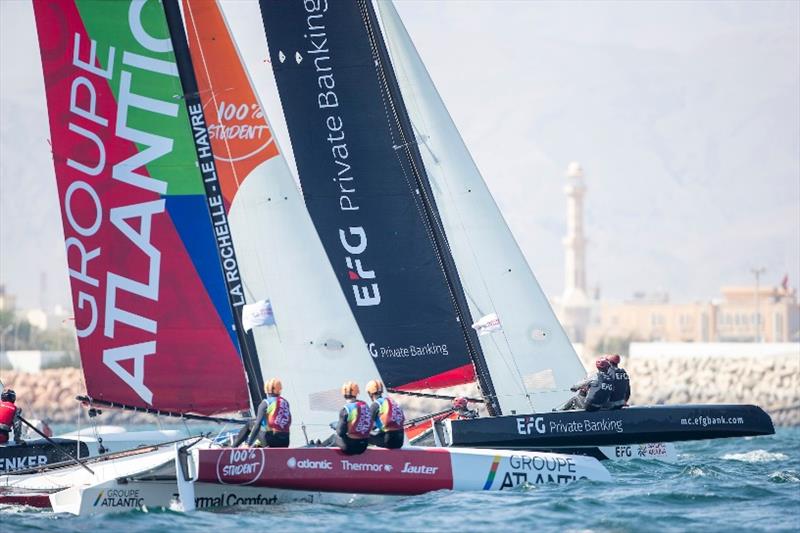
[
  {"left": 339, "top": 227, "right": 380, "bottom": 307},
  {"left": 516, "top": 416, "right": 546, "bottom": 435},
  {"left": 287, "top": 457, "right": 333, "bottom": 470}
]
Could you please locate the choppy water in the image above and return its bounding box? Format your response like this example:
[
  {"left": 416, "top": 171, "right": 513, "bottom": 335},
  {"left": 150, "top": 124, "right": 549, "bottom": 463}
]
[{"left": 3, "top": 427, "right": 799, "bottom": 532}]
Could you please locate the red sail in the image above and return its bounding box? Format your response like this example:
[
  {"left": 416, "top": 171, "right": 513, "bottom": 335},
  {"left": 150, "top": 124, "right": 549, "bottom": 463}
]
[{"left": 32, "top": 0, "right": 249, "bottom": 414}]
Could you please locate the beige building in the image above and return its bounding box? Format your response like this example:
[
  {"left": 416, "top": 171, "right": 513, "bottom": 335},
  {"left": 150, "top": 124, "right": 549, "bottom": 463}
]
[{"left": 585, "top": 285, "right": 799, "bottom": 351}]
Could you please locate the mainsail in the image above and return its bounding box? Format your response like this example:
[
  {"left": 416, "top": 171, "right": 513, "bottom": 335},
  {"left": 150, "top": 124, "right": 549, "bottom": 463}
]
[
  {"left": 258, "top": 0, "right": 492, "bottom": 399},
  {"left": 32, "top": 0, "right": 249, "bottom": 414},
  {"left": 179, "top": 0, "right": 382, "bottom": 444},
  {"left": 376, "top": 1, "right": 586, "bottom": 412}
]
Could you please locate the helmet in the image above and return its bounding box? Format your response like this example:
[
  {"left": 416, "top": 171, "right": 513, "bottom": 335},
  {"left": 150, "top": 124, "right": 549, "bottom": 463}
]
[
  {"left": 452, "top": 397, "right": 469, "bottom": 410},
  {"left": 366, "top": 379, "right": 383, "bottom": 395},
  {"left": 595, "top": 358, "right": 610, "bottom": 371},
  {"left": 1, "top": 389, "right": 16, "bottom": 403},
  {"left": 607, "top": 354, "right": 621, "bottom": 366},
  {"left": 341, "top": 381, "right": 360, "bottom": 398},
  {"left": 265, "top": 378, "right": 282, "bottom": 395}
]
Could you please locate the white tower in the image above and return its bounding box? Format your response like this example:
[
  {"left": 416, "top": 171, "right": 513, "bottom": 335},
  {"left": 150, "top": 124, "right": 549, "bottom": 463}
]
[{"left": 561, "top": 162, "right": 590, "bottom": 342}]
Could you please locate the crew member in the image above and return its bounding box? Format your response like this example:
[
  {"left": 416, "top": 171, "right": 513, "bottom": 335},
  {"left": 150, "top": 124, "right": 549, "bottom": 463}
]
[
  {"left": 606, "top": 354, "right": 631, "bottom": 409},
  {"left": 240, "top": 378, "right": 291, "bottom": 448},
  {"left": 584, "top": 358, "right": 614, "bottom": 411},
  {"left": 452, "top": 397, "right": 479, "bottom": 419},
  {"left": 334, "top": 381, "right": 372, "bottom": 455},
  {"left": 558, "top": 358, "right": 613, "bottom": 411},
  {"left": 0, "top": 389, "right": 22, "bottom": 445},
  {"left": 366, "top": 380, "right": 405, "bottom": 449}
]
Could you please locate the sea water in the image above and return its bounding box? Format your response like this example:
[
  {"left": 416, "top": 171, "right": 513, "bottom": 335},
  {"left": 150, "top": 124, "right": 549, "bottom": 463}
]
[{"left": 2, "top": 427, "right": 798, "bottom": 532}]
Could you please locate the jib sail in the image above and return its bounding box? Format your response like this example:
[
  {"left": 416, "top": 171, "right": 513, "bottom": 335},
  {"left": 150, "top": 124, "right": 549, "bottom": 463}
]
[
  {"left": 258, "top": 0, "right": 488, "bottom": 395},
  {"left": 33, "top": 0, "right": 249, "bottom": 414},
  {"left": 376, "top": 0, "right": 586, "bottom": 413}
]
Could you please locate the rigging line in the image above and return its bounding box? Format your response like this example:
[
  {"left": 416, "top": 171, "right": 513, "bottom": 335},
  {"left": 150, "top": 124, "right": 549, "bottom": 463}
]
[
  {"left": 359, "top": 2, "right": 477, "bottom": 382},
  {"left": 359, "top": 5, "right": 476, "bottom": 389},
  {"left": 360, "top": 1, "right": 499, "bottom": 412},
  {"left": 403, "top": 407, "right": 456, "bottom": 427},
  {"left": 382, "top": 25, "right": 528, "bottom": 396}
]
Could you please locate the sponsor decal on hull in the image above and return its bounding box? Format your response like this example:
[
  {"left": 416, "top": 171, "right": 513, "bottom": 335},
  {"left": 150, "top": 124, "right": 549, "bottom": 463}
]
[
  {"left": 215, "top": 448, "right": 266, "bottom": 485},
  {"left": 484, "top": 454, "right": 586, "bottom": 490},
  {"left": 199, "top": 448, "right": 453, "bottom": 494},
  {"left": 93, "top": 489, "right": 144, "bottom": 509},
  {"left": 193, "top": 492, "right": 279, "bottom": 509},
  {"left": 0, "top": 455, "right": 49, "bottom": 472},
  {"left": 514, "top": 415, "right": 624, "bottom": 436}
]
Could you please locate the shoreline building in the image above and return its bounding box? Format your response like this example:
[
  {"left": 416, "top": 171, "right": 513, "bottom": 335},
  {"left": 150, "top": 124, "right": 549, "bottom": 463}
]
[{"left": 585, "top": 285, "right": 799, "bottom": 350}]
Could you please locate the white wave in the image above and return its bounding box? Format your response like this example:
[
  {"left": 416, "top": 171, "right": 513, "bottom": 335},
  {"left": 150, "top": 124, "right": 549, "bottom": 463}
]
[
  {"left": 721, "top": 450, "right": 789, "bottom": 463},
  {"left": 769, "top": 470, "right": 800, "bottom": 483},
  {"left": 687, "top": 466, "right": 707, "bottom": 477}
]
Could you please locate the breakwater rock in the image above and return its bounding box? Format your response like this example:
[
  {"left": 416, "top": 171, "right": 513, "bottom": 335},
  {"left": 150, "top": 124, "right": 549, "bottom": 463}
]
[
  {"left": 1, "top": 354, "right": 798, "bottom": 427},
  {"left": 624, "top": 354, "right": 799, "bottom": 426},
  {"left": 1, "top": 368, "right": 158, "bottom": 426}
]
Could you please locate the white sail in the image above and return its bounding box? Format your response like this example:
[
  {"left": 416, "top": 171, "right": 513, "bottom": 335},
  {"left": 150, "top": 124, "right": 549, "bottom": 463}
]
[
  {"left": 377, "top": 0, "right": 585, "bottom": 413},
  {"left": 187, "top": 1, "right": 380, "bottom": 445}
]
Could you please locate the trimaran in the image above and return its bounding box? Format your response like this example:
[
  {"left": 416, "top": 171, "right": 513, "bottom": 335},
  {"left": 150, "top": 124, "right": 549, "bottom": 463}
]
[{"left": 0, "top": 0, "right": 772, "bottom": 514}]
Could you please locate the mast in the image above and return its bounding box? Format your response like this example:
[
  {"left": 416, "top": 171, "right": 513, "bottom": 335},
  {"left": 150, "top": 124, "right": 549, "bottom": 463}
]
[
  {"left": 358, "top": 1, "right": 500, "bottom": 415},
  {"left": 163, "top": 0, "right": 264, "bottom": 409}
]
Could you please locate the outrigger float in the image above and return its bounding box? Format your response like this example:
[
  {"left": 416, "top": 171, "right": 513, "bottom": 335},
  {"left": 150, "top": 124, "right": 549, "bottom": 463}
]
[{"left": 432, "top": 404, "right": 774, "bottom": 460}]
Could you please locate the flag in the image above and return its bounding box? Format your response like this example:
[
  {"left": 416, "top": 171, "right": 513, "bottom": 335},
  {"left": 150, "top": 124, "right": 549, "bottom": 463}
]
[
  {"left": 471, "top": 313, "right": 502, "bottom": 336},
  {"left": 781, "top": 274, "right": 789, "bottom": 292},
  {"left": 242, "top": 299, "right": 275, "bottom": 332}
]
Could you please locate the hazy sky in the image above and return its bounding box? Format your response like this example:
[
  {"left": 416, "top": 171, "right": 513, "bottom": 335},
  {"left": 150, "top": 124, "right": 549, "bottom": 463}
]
[{"left": 1, "top": 0, "right": 798, "bottom": 313}]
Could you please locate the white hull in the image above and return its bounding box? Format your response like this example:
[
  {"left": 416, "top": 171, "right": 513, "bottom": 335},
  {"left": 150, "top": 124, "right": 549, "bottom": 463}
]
[
  {"left": 2, "top": 438, "right": 610, "bottom": 515},
  {"left": 1, "top": 427, "right": 190, "bottom": 474}
]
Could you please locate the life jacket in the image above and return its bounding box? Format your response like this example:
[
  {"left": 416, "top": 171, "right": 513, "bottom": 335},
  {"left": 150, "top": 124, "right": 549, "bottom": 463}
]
[
  {"left": 608, "top": 366, "right": 630, "bottom": 403},
  {"left": 345, "top": 400, "right": 372, "bottom": 439},
  {"left": 373, "top": 397, "right": 405, "bottom": 432},
  {"left": 260, "top": 396, "right": 291, "bottom": 433},
  {"left": 0, "top": 401, "right": 17, "bottom": 433},
  {"left": 585, "top": 371, "right": 613, "bottom": 407}
]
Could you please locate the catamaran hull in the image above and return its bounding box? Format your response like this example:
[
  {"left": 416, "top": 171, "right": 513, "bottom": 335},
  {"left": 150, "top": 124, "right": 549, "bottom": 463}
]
[
  {"left": 50, "top": 478, "right": 367, "bottom": 515},
  {"left": 441, "top": 404, "right": 774, "bottom": 449},
  {"left": 0, "top": 439, "right": 91, "bottom": 474},
  {"left": 0, "top": 429, "right": 189, "bottom": 474},
  {"left": 409, "top": 423, "right": 678, "bottom": 462},
  {"left": 192, "top": 446, "right": 611, "bottom": 495}
]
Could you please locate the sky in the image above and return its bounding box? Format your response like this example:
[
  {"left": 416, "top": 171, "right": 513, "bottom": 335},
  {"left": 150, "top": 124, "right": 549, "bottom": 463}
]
[{"left": 0, "top": 0, "right": 798, "bottom": 314}]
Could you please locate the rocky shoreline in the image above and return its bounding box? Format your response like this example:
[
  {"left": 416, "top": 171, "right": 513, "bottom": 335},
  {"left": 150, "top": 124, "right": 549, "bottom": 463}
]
[{"left": 1, "top": 354, "right": 798, "bottom": 427}]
